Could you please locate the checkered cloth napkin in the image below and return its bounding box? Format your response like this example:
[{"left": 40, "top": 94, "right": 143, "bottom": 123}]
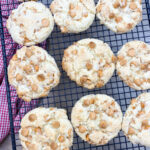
[{"left": 0, "top": 0, "right": 44, "bottom": 143}]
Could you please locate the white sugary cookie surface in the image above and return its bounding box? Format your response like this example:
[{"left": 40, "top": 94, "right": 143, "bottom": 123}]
[
  {"left": 50, "top": 0, "right": 95, "bottom": 33},
  {"left": 8, "top": 46, "right": 60, "bottom": 102},
  {"left": 116, "top": 41, "right": 150, "bottom": 90},
  {"left": 7, "top": 1, "right": 54, "bottom": 46},
  {"left": 62, "top": 39, "right": 116, "bottom": 89},
  {"left": 71, "top": 94, "right": 122, "bottom": 145},
  {"left": 122, "top": 93, "right": 150, "bottom": 146},
  {"left": 19, "top": 107, "right": 73, "bottom": 150},
  {"left": 96, "top": 0, "right": 142, "bottom": 33}
]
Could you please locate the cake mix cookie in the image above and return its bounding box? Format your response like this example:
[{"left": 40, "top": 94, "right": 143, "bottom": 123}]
[
  {"left": 122, "top": 93, "right": 150, "bottom": 146},
  {"left": 96, "top": 0, "right": 142, "bottom": 33},
  {"left": 8, "top": 46, "right": 60, "bottom": 102},
  {"left": 62, "top": 38, "right": 116, "bottom": 89},
  {"left": 19, "top": 107, "right": 73, "bottom": 150},
  {"left": 71, "top": 94, "right": 122, "bottom": 145},
  {"left": 7, "top": 1, "right": 54, "bottom": 46},
  {"left": 50, "top": 0, "right": 95, "bottom": 33},
  {"left": 116, "top": 41, "right": 150, "bottom": 90}
]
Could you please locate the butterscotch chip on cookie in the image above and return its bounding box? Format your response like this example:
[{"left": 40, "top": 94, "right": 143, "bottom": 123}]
[
  {"left": 62, "top": 39, "right": 116, "bottom": 89},
  {"left": 122, "top": 93, "right": 150, "bottom": 146},
  {"left": 7, "top": 1, "right": 54, "bottom": 46},
  {"left": 50, "top": 0, "right": 95, "bottom": 33},
  {"left": 8, "top": 46, "right": 60, "bottom": 102},
  {"left": 116, "top": 41, "right": 150, "bottom": 90},
  {"left": 19, "top": 107, "right": 73, "bottom": 150},
  {"left": 96, "top": 0, "right": 142, "bottom": 33},
  {"left": 71, "top": 94, "right": 122, "bottom": 145}
]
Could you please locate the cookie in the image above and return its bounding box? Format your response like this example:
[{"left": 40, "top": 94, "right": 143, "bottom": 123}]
[
  {"left": 7, "top": 1, "right": 54, "bottom": 46},
  {"left": 19, "top": 107, "right": 73, "bottom": 150},
  {"left": 116, "top": 41, "right": 150, "bottom": 90},
  {"left": 8, "top": 46, "right": 60, "bottom": 102},
  {"left": 71, "top": 94, "right": 122, "bottom": 145},
  {"left": 62, "top": 38, "right": 116, "bottom": 89},
  {"left": 122, "top": 93, "right": 150, "bottom": 146},
  {"left": 50, "top": 0, "right": 95, "bottom": 33},
  {"left": 96, "top": 0, "right": 142, "bottom": 33}
]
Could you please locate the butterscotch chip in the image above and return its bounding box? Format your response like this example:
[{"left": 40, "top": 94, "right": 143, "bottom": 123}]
[
  {"left": 112, "top": 55, "right": 117, "bottom": 63},
  {"left": 96, "top": 80, "right": 104, "bottom": 88},
  {"left": 52, "top": 121, "right": 60, "bottom": 129},
  {"left": 34, "top": 127, "right": 42, "bottom": 134},
  {"left": 130, "top": 2, "right": 137, "bottom": 10},
  {"left": 86, "top": 134, "right": 90, "bottom": 141},
  {"left": 115, "top": 16, "right": 123, "bottom": 23},
  {"left": 142, "top": 120, "right": 149, "bottom": 129},
  {"left": 29, "top": 114, "right": 37, "bottom": 122},
  {"left": 130, "top": 61, "right": 138, "bottom": 66},
  {"left": 88, "top": 41, "right": 96, "bottom": 49},
  {"left": 128, "top": 127, "right": 135, "bottom": 135},
  {"left": 141, "top": 102, "right": 145, "bottom": 109},
  {"left": 69, "top": 3, "right": 74, "bottom": 9},
  {"left": 90, "top": 98, "right": 95, "bottom": 104},
  {"left": 58, "top": 135, "right": 65, "bottom": 143},
  {"left": 136, "top": 110, "right": 145, "bottom": 117},
  {"left": 83, "top": 12, "right": 88, "bottom": 17},
  {"left": 71, "top": 94, "right": 122, "bottom": 145},
  {"left": 69, "top": 10, "right": 76, "bottom": 18},
  {"left": 6, "top": 1, "right": 54, "bottom": 46},
  {"left": 31, "top": 84, "right": 38, "bottom": 92},
  {"left": 62, "top": 39, "right": 115, "bottom": 89},
  {"left": 122, "top": 93, "right": 150, "bottom": 146},
  {"left": 107, "top": 109, "right": 115, "bottom": 117},
  {"left": 16, "top": 73, "right": 23, "bottom": 81},
  {"left": 131, "top": 99, "right": 137, "bottom": 105},
  {"left": 50, "top": 142, "right": 58, "bottom": 150},
  {"left": 98, "top": 70, "right": 103, "bottom": 77},
  {"left": 78, "top": 125, "right": 87, "bottom": 133},
  {"left": 43, "top": 114, "right": 50, "bottom": 122},
  {"left": 109, "top": 13, "right": 115, "bottom": 19},
  {"left": 68, "top": 129, "right": 72, "bottom": 138},
  {"left": 21, "top": 128, "right": 29, "bottom": 137},
  {"left": 140, "top": 64, "right": 147, "bottom": 70},
  {"left": 34, "top": 65, "right": 39, "bottom": 72},
  {"left": 120, "top": 59, "right": 127, "bottom": 66},
  {"left": 12, "top": 54, "right": 18, "bottom": 61},
  {"left": 116, "top": 41, "right": 150, "bottom": 90},
  {"left": 23, "top": 65, "right": 32, "bottom": 74},
  {"left": 121, "top": 0, "right": 127, "bottom": 8},
  {"left": 19, "top": 107, "right": 73, "bottom": 150},
  {"left": 83, "top": 99, "right": 90, "bottom": 107},
  {"left": 127, "top": 23, "right": 133, "bottom": 29},
  {"left": 99, "top": 120, "right": 107, "bottom": 129},
  {"left": 25, "top": 141, "right": 35, "bottom": 149},
  {"left": 127, "top": 48, "right": 135, "bottom": 57},
  {"left": 8, "top": 46, "right": 60, "bottom": 102},
  {"left": 41, "top": 18, "right": 50, "bottom": 27},
  {"left": 134, "top": 79, "right": 142, "bottom": 86},
  {"left": 37, "top": 74, "right": 45, "bottom": 82},
  {"left": 50, "top": 0, "right": 95, "bottom": 33},
  {"left": 96, "top": 4, "right": 102, "bottom": 12},
  {"left": 25, "top": 50, "right": 33, "bottom": 58},
  {"left": 86, "top": 63, "right": 93, "bottom": 70},
  {"left": 80, "top": 75, "right": 88, "bottom": 84},
  {"left": 96, "top": 0, "right": 142, "bottom": 33},
  {"left": 89, "top": 112, "right": 97, "bottom": 120},
  {"left": 71, "top": 50, "right": 77, "bottom": 55},
  {"left": 113, "top": 1, "right": 120, "bottom": 8}
]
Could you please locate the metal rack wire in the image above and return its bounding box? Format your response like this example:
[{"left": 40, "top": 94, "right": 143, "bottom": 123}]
[{"left": 0, "top": 0, "right": 150, "bottom": 149}]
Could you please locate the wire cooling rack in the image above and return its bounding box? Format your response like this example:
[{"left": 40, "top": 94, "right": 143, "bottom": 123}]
[{"left": 0, "top": 0, "right": 150, "bottom": 150}]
